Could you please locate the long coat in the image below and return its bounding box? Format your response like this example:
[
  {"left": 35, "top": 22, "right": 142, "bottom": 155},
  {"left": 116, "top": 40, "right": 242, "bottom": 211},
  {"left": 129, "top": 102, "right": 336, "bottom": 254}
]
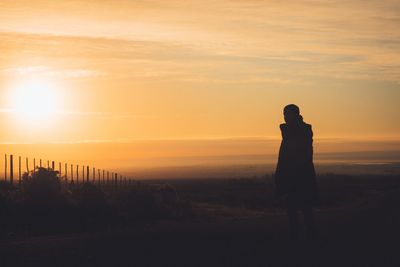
[{"left": 275, "top": 120, "right": 318, "bottom": 205}]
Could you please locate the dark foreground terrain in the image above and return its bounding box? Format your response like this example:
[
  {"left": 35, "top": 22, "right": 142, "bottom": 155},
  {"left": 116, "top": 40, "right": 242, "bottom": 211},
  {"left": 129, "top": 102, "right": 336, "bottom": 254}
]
[{"left": 1, "top": 174, "right": 400, "bottom": 267}]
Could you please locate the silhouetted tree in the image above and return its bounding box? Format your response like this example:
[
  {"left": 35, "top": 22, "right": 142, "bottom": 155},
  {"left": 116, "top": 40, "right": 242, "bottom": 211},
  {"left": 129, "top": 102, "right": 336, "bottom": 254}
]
[{"left": 22, "top": 167, "right": 63, "bottom": 208}]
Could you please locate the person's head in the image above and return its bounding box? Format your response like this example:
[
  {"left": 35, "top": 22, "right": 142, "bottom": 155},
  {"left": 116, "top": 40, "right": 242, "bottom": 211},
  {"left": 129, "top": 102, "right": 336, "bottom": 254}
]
[{"left": 283, "top": 104, "right": 301, "bottom": 124}]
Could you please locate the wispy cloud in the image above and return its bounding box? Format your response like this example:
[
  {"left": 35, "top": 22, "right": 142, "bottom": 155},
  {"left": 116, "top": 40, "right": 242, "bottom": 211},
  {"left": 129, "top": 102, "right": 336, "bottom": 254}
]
[
  {"left": 0, "top": 106, "right": 145, "bottom": 120},
  {"left": 0, "top": 65, "right": 105, "bottom": 79},
  {"left": 56, "top": 110, "right": 150, "bottom": 120},
  {"left": 1, "top": 0, "right": 399, "bottom": 83}
]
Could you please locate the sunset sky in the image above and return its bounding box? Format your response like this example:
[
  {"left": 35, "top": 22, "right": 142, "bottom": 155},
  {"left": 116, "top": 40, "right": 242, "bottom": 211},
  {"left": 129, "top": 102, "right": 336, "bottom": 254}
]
[{"left": 1, "top": 0, "right": 399, "bottom": 173}]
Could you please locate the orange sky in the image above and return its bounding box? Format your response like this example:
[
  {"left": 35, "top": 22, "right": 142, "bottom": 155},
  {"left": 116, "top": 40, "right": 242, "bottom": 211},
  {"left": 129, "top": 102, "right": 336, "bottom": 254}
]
[{"left": 0, "top": 0, "right": 399, "bottom": 170}]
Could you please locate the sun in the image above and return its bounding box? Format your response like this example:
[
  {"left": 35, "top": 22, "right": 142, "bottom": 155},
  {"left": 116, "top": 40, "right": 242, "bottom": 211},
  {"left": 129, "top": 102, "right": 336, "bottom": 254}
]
[{"left": 9, "top": 79, "right": 60, "bottom": 124}]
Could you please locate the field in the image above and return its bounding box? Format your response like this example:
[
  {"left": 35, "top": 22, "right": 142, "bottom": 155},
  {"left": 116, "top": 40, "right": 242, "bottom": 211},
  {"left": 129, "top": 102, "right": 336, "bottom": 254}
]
[{"left": 0, "top": 172, "right": 400, "bottom": 266}]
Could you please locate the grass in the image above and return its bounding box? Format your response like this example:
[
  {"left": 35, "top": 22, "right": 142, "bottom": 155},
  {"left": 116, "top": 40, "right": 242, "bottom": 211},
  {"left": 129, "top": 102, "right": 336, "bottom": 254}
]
[{"left": 0, "top": 168, "right": 399, "bottom": 238}]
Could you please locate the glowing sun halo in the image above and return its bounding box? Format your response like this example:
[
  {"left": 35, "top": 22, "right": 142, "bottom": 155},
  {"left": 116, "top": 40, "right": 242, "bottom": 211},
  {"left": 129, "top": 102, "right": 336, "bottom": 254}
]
[{"left": 10, "top": 79, "right": 60, "bottom": 124}]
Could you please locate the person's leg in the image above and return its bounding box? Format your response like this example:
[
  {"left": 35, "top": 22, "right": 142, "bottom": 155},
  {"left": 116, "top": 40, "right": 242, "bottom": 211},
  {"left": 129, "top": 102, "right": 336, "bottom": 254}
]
[
  {"left": 302, "top": 205, "right": 316, "bottom": 241},
  {"left": 287, "top": 196, "right": 300, "bottom": 240}
]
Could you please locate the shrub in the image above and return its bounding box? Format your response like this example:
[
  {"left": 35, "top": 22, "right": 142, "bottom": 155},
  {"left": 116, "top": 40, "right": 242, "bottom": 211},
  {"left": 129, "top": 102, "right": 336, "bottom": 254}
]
[
  {"left": 70, "top": 183, "right": 111, "bottom": 230},
  {"left": 73, "top": 183, "right": 107, "bottom": 211},
  {"left": 22, "top": 167, "right": 64, "bottom": 209},
  {"left": 113, "top": 187, "right": 162, "bottom": 221}
]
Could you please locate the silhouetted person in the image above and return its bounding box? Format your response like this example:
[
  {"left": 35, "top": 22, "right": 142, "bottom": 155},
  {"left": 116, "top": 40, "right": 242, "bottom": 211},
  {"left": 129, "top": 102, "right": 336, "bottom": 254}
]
[{"left": 275, "top": 104, "right": 318, "bottom": 241}]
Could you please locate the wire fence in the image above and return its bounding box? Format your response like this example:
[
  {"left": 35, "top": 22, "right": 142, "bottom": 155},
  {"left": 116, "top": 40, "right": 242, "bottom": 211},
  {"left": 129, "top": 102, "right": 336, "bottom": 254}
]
[{"left": 2, "top": 153, "right": 135, "bottom": 188}]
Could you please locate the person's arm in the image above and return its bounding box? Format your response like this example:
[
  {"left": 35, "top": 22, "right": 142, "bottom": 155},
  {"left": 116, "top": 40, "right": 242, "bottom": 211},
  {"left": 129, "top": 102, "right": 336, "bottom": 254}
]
[
  {"left": 275, "top": 124, "right": 287, "bottom": 195},
  {"left": 305, "top": 124, "right": 314, "bottom": 162},
  {"left": 307, "top": 124, "right": 319, "bottom": 202},
  {"left": 275, "top": 124, "right": 287, "bottom": 177}
]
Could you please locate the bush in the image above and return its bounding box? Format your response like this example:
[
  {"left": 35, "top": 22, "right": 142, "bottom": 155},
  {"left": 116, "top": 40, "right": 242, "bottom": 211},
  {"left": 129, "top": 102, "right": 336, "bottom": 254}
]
[
  {"left": 70, "top": 183, "right": 111, "bottom": 231},
  {"left": 112, "top": 184, "right": 194, "bottom": 221},
  {"left": 0, "top": 180, "right": 15, "bottom": 192},
  {"left": 73, "top": 183, "right": 107, "bottom": 211},
  {"left": 22, "top": 167, "right": 64, "bottom": 209},
  {"left": 113, "top": 187, "right": 163, "bottom": 221}
]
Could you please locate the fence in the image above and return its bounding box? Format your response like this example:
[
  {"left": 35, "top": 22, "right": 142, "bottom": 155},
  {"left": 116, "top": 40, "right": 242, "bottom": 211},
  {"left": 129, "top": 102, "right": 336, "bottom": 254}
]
[{"left": 2, "top": 154, "right": 134, "bottom": 188}]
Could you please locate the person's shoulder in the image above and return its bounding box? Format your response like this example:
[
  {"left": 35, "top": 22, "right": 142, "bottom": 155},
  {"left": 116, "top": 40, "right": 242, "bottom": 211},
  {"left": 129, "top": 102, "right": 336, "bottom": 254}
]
[
  {"left": 303, "top": 123, "right": 313, "bottom": 134},
  {"left": 279, "top": 123, "right": 287, "bottom": 131}
]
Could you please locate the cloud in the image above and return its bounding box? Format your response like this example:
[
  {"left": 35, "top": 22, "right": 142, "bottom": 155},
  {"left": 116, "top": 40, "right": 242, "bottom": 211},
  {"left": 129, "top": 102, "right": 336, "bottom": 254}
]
[
  {"left": 0, "top": 106, "right": 146, "bottom": 120},
  {"left": 0, "top": 65, "right": 105, "bottom": 79},
  {"left": 56, "top": 110, "right": 159, "bottom": 120},
  {"left": 0, "top": 0, "right": 399, "bottom": 84}
]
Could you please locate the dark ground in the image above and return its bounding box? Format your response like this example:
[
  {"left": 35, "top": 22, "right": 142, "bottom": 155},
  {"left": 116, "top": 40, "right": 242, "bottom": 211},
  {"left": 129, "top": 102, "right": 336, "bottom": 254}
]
[{"left": 1, "top": 175, "right": 400, "bottom": 267}]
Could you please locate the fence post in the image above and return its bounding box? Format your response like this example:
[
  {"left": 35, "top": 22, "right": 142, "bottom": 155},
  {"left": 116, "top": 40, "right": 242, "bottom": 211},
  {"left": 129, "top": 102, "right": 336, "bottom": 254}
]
[
  {"left": 86, "top": 166, "right": 90, "bottom": 182},
  {"left": 33, "top": 158, "right": 36, "bottom": 174},
  {"left": 26, "top": 157, "right": 30, "bottom": 173},
  {"left": 59, "top": 162, "right": 62, "bottom": 176},
  {"left": 52, "top": 161, "right": 55, "bottom": 170},
  {"left": 40, "top": 159, "right": 42, "bottom": 168},
  {"left": 5, "top": 154, "right": 7, "bottom": 182},
  {"left": 47, "top": 160, "right": 50, "bottom": 169},
  {"left": 65, "top": 163, "right": 68, "bottom": 183},
  {"left": 97, "top": 169, "right": 101, "bottom": 185},
  {"left": 10, "top": 154, "right": 13, "bottom": 185},
  {"left": 107, "top": 171, "right": 110, "bottom": 186},
  {"left": 77, "top": 165, "right": 79, "bottom": 183},
  {"left": 93, "top": 167, "right": 95, "bottom": 183},
  {"left": 19, "top": 156, "right": 21, "bottom": 185},
  {"left": 102, "top": 170, "right": 105, "bottom": 185},
  {"left": 71, "top": 164, "right": 74, "bottom": 184},
  {"left": 114, "top": 173, "right": 118, "bottom": 188},
  {"left": 81, "top": 165, "right": 84, "bottom": 182}
]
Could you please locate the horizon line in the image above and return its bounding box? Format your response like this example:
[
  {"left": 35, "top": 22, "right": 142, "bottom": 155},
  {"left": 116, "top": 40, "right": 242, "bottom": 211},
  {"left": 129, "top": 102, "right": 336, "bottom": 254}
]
[{"left": 1, "top": 135, "right": 400, "bottom": 145}]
